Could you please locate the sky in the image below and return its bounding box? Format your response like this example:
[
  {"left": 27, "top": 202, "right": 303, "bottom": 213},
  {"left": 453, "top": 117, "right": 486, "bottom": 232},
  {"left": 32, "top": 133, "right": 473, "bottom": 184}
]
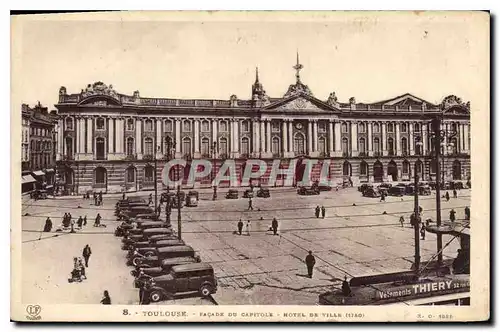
[{"left": 11, "top": 11, "right": 489, "bottom": 110}]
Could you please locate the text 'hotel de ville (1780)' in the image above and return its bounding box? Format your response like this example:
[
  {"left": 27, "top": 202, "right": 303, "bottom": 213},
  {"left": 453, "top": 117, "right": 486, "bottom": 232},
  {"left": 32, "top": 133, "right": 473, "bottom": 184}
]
[{"left": 51, "top": 55, "right": 471, "bottom": 195}]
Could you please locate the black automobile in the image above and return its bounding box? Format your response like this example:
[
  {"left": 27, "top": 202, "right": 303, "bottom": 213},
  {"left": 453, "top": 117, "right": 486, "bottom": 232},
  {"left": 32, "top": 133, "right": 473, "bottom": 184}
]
[
  {"left": 132, "top": 256, "right": 200, "bottom": 288},
  {"left": 121, "top": 236, "right": 180, "bottom": 251},
  {"left": 362, "top": 188, "right": 381, "bottom": 198},
  {"left": 358, "top": 184, "right": 373, "bottom": 193},
  {"left": 122, "top": 228, "right": 174, "bottom": 245},
  {"left": 127, "top": 239, "right": 186, "bottom": 260},
  {"left": 388, "top": 186, "right": 406, "bottom": 197},
  {"left": 131, "top": 245, "right": 200, "bottom": 267},
  {"left": 256, "top": 187, "right": 270, "bottom": 198},
  {"left": 242, "top": 189, "right": 254, "bottom": 198},
  {"left": 318, "top": 184, "right": 332, "bottom": 191},
  {"left": 141, "top": 263, "right": 217, "bottom": 302},
  {"left": 297, "top": 186, "right": 320, "bottom": 195},
  {"left": 226, "top": 189, "right": 239, "bottom": 199}
]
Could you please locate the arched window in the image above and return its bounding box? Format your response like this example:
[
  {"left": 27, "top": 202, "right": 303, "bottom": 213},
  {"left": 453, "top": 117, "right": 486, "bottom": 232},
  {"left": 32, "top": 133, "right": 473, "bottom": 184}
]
[
  {"left": 402, "top": 160, "right": 410, "bottom": 174},
  {"left": 164, "top": 136, "right": 174, "bottom": 156},
  {"left": 65, "top": 137, "right": 73, "bottom": 158},
  {"left": 164, "top": 119, "right": 173, "bottom": 132},
  {"left": 388, "top": 138, "right": 394, "bottom": 155},
  {"left": 272, "top": 137, "right": 280, "bottom": 154},
  {"left": 241, "top": 137, "right": 250, "bottom": 155},
  {"left": 359, "top": 138, "right": 366, "bottom": 154},
  {"left": 183, "top": 120, "right": 191, "bottom": 132},
  {"left": 65, "top": 117, "right": 74, "bottom": 130},
  {"left": 144, "top": 137, "right": 154, "bottom": 156},
  {"left": 126, "top": 137, "right": 134, "bottom": 156},
  {"left": 126, "top": 167, "right": 136, "bottom": 183},
  {"left": 219, "top": 137, "right": 228, "bottom": 156},
  {"left": 145, "top": 119, "right": 153, "bottom": 131},
  {"left": 182, "top": 137, "right": 192, "bottom": 155},
  {"left": 373, "top": 137, "right": 380, "bottom": 154},
  {"left": 343, "top": 161, "right": 351, "bottom": 176},
  {"left": 387, "top": 123, "right": 394, "bottom": 133},
  {"left": 318, "top": 137, "right": 326, "bottom": 154},
  {"left": 342, "top": 123, "right": 348, "bottom": 133},
  {"left": 360, "top": 161, "right": 368, "bottom": 176},
  {"left": 127, "top": 119, "right": 134, "bottom": 131},
  {"left": 401, "top": 137, "right": 408, "bottom": 155},
  {"left": 96, "top": 118, "right": 105, "bottom": 130},
  {"left": 241, "top": 120, "right": 250, "bottom": 132},
  {"left": 201, "top": 120, "right": 209, "bottom": 132},
  {"left": 342, "top": 138, "right": 349, "bottom": 155},
  {"left": 415, "top": 137, "right": 423, "bottom": 155},
  {"left": 201, "top": 137, "right": 210, "bottom": 156},
  {"left": 294, "top": 133, "right": 305, "bottom": 155},
  {"left": 373, "top": 123, "right": 380, "bottom": 133},
  {"left": 358, "top": 123, "right": 365, "bottom": 133},
  {"left": 414, "top": 123, "right": 421, "bottom": 132},
  {"left": 94, "top": 167, "right": 107, "bottom": 185},
  {"left": 219, "top": 121, "right": 228, "bottom": 132},
  {"left": 415, "top": 160, "right": 423, "bottom": 175},
  {"left": 144, "top": 165, "right": 154, "bottom": 182}
]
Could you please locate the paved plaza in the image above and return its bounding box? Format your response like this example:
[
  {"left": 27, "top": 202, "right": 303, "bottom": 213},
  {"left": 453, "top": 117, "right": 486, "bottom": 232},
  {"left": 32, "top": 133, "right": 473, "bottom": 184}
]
[{"left": 21, "top": 186, "right": 470, "bottom": 305}]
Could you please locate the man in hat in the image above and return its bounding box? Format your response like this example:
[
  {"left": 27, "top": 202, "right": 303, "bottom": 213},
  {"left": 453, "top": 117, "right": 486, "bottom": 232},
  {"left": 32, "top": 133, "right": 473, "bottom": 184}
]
[
  {"left": 305, "top": 251, "right": 316, "bottom": 278},
  {"left": 271, "top": 217, "right": 279, "bottom": 236}
]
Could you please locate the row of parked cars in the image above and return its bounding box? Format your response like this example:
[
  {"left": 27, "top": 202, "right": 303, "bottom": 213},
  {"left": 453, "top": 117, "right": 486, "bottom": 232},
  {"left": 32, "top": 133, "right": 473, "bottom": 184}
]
[
  {"left": 297, "top": 182, "right": 333, "bottom": 196},
  {"left": 225, "top": 187, "right": 271, "bottom": 199},
  {"left": 358, "top": 182, "right": 433, "bottom": 198},
  {"left": 114, "top": 197, "right": 218, "bottom": 303}
]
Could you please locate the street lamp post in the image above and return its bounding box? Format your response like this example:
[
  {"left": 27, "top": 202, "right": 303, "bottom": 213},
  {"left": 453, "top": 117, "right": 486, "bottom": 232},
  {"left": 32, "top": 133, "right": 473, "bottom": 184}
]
[
  {"left": 211, "top": 141, "right": 218, "bottom": 200},
  {"left": 413, "top": 139, "right": 424, "bottom": 272},
  {"left": 165, "top": 137, "right": 176, "bottom": 226}
]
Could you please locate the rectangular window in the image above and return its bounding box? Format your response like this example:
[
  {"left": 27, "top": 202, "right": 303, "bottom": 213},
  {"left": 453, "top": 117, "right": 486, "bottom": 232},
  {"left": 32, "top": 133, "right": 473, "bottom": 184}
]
[
  {"left": 241, "top": 139, "right": 250, "bottom": 155},
  {"left": 318, "top": 122, "right": 327, "bottom": 133},
  {"left": 201, "top": 140, "right": 209, "bottom": 156},
  {"left": 164, "top": 120, "right": 173, "bottom": 132},
  {"left": 271, "top": 122, "right": 280, "bottom": 132},
  {"left": 201, "top": 121, "right": 209, "bottom": 132}
]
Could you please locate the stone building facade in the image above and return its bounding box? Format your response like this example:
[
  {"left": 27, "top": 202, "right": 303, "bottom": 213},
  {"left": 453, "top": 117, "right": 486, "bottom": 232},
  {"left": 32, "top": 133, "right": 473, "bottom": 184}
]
[{"left": 54, "top": 60, "right": 471, "bottom": 194}]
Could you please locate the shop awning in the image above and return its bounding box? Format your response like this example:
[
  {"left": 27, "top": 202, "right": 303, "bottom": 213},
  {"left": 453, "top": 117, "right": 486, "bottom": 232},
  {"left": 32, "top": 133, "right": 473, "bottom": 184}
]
[
  {"left": 22, "top": 175, "right": 36, "bottom": 184},
  {"left": 45, "top": 168, "right": 55, "bottom": 173},
  {"left": 32, "top": 170, "right": 45, "bottom": 176}
]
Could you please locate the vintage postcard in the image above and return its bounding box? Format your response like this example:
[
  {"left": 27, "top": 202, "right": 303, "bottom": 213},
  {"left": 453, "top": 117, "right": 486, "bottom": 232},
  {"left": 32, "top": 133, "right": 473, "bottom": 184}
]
[{"left": 10, "top": 11, "right": 490, "bottom": 322}]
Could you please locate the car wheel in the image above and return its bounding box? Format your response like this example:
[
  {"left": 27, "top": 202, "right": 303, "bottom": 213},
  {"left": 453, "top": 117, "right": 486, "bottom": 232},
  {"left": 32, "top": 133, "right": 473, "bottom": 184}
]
[
  {"left": 199, "top": 284, "right": 212, "bottom": 297},
  {"left": 132, "top": 257, "right": 142, "bottom": 266},
  {"left": 149, "top": 290, "right": 162, "bottom": 303}
]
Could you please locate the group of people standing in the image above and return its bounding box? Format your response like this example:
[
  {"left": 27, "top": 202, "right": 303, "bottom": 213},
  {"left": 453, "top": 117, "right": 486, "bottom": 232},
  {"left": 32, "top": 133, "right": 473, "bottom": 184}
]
[{"left": 314, "top": 206, "right": 326, "bottom": 219}]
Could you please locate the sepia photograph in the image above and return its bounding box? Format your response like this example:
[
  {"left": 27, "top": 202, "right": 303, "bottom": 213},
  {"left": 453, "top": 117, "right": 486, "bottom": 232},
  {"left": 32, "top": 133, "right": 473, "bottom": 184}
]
[{"left": 10, "top": 11, "right": 489, "bottom": 322}]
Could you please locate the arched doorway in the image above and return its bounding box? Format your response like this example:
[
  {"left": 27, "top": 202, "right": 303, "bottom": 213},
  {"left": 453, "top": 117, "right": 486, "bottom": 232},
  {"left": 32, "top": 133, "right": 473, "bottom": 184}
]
[
  {"left": 415, "top": 160, "right": 424, "bottom": 180},
  {"left": 294, "top": 133, "right": 305, "bottom": 156},
  {"left": 453, "top": 160, "right": 462, "bottom": 180},
  {"left": 295, "top": 157, "right": 306, "bottom": 186},
  {"left": 373, "top": 160, "right": 384, "bottom": 182},
  {"left": 94, "top": 167, "right": 107, "bottom": 192},
  {"left": 359, "top": 160, "right": 369, "bottom": 182},
  {"left": 343, "top": 161, "right": 352, "bottom": 177},
  {"left": 402, "top": 160, "right": 411, "bottom": 180},
  {"left": 144, "top": 165, "right": 155, "bottom": 188},
  {"left": 125, "top": 166, "right": 137, "bottom": 191},
  {"left": 96, "top": 137, "right": 105, "bottom": 160},
  {"left": 387, "top": 160, "right": 398, "bottom": 181}
]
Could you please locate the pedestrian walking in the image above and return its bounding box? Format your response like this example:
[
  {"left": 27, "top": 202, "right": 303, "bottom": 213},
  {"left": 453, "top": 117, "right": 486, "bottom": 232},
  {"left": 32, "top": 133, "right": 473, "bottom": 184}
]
[
  {"left": 246, "top": 220, "right": 251, "bottom": 236},
  {"left": 271, "top": 217, "right": 279, "bottom": 236},
  {"left": 380, "top": 192, "right": 386, "bottom": 202},
  {"left": 399, "top": 216, "right": 404, "bottom": 227},
  {"left": 449, "top": 209, "right": 456, "bottom": 222},
  {"left": 77, "top": 216, "right": 83, "bottom": 228},
  {"left": 420, "top": 224, "right": 426, "bottom": 240},
  {"left": 94, "top": 213, "right": 102, "bottom": 227},
  {"left": 445, "top": 191, "right": 450, "bottom": 202},
  {"left": 248, "top": 197, "right": 254, "bottom": 211},
  {"left": 342, "top": 276, "right": 352, "bottom": 296},
  {"left": 83, "top": 215, "right": 87, "bottom": 226},
  {"left": 94, "top": 193, "right": 98, "bottom": 206},
  {"left": 305, "top": 251, "right": 316, "bottom": 278},
  {"left": 453, "top": 189, "right": 458, "bottom": 199},
  {"left": 315, "top": 205, "right": 320, "bottom": 218},
  {"left": 82, "top": 244, "right": 92, "bottom": 267},
  {"left": 70, "top": 219, "right": 76, "bottom": 233},
  {"left": 465, "top": 206, "right": 470, "bottom": 220},
  {"left": 43, "top": 217, "right": 52, "bottom": 232},
  {"left": 99, "top": 191, "right": 103, "bottom": 204},
  {"left": 237, "top": 219, "right": 244, "bottom": 235},
  {"left": 100, "top": 290, "right": 111, "bottom": 305},
  {"left": 321, "top": 206, "right": 326, "bottom": 219}
]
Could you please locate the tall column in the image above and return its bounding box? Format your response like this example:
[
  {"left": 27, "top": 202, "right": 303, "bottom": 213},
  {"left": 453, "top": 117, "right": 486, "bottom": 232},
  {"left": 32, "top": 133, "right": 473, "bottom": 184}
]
[
  {"left": 382, "top": 123, "right": 387, "bottom": 155},
  {"left": 313, "top": 121, "right": 318, "bottom": 151},
  {"left": 334, "top": 122, "right": 341, "bottom": 156},
  {"left": 108, "top": 118, "right": 114, "bottom": 154},
  {"left": 422, "top": 123, "right": 428, "bottom": 155},
  {"left": 282, "top": 121, "right": 288, "bottom": 154},
  {"left": 328, "top": 121, "right": 334, "bottom": 155},
  {"left": 307, "top": 121, "right": 313, "bottom": 154},
  {"left": 233, "top": 120, "right": 239, "bottom": 156},
  {"left": 465, "top": 124, "right": 470, "bottom": 151},
  {"left": 260, "top": 120, "right": 265, "bottom": 153},
  {"left": 57, "top": 119, "right": 63, "bottom": 159},
  {"left": 211, "top": 119, "right": 218, "bottom": 145},
  {"left": 117, "top": 118, "right": 124, "bottom": 154},
  {"left": 255, "top": 120, "right": 261, "bottom": 154},
  {"left": 266, "top": 120, "right": 271, "bottom": 155},
  {"left": 441, "top": 122, "right": 447, "bottom": 152},
  {"left": 395, "top": 122, "right": 401, "bottom": 155},
  {"left": 367, "top": 121, "right": 372, "bottom": 154},
  {"left": 351, "top": 121, "right": 358, "bottom": 157},
  {"left": 194, "top": 119, "right": 200, "bottom": 157},
  {"left": 86, "top": 118, "right": 93, "bottom": 155},
  {"left": 77, "top": 118, "right": 84, "bottom": 155},
  {"left": 175, "top": 119, "right": 181, "bottom": 156},
  {"left": 136, "top": 119, "right": 142, "bottom": 157},
  {"left": 409, "top": 122, "right": 414, "bottom": 154},
  {"left": 288, "top": 120, "right": 294, "bottom": 155}
]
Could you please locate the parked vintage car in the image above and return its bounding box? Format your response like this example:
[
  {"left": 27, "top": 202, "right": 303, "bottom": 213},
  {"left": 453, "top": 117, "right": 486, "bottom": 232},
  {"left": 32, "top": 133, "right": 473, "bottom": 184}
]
[
  {"left": 185, "top": 191, "right": 199, "bottom": 207},
  {"left": 256, "top": 187, "right": 271, "bottom": 198},
  {"left": 131, "top": 256, "right": 199, "bottom": 287},
  {"left": 388, "top": 186, "right": 406, "bottom": 197},
  {"left": 362, "top": 188, "right": 381, "bottom": 198},
  {"left": 171, "top": 191, "right": 186, "bottom": 209},
  {"left": 317, "top": 184, "right": 332, "bottom": 191},
  {"left": 135, "top": 213, "right": 159, "bottom": 221},
  {"left": 118, "top": 206, "right": 155, "bottom": 221},
  {"left": 242, "top": 189, "right": 254, "bottom": 198},
  {"left": 141, "top": 263, "right": 217, "bottom": 302},
  {"left": 225, "top": 189, "right": 239, "bottom": 199},
  {"left": 122, "top": 228, "right": 174, "bottom": 245},
  {"left": 419, "top": 185, "right": 432, "bottom": 196},
  {"left": 131, "top": 245, "right": 200, "bottom": 267},
  {"left": 358, "top": 184, "right": 373, "bottom": 193},
  {"left": 122, "top": 236, "right": 181, "bottom": 251},
  {"left": 297, "top": 186, "right": 320, "bottom": 195},
  {"left": 127, "top": 239, "right": 186, "bottom": 259}
]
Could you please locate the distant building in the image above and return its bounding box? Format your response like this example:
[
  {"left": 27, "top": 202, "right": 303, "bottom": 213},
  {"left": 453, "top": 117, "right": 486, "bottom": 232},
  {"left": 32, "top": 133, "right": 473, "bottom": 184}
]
[
  {"left": 21, "top": 102, "right": 58, "bottom": 192},
  {"left": 54, "top": 56, "right": 471, "bottom": 195}
]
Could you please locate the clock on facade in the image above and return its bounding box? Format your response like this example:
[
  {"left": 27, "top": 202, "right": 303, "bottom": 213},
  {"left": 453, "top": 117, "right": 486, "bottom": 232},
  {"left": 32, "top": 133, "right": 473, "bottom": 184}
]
[{"left": 295, "top": 123, "right": 303, "bottom": 130}]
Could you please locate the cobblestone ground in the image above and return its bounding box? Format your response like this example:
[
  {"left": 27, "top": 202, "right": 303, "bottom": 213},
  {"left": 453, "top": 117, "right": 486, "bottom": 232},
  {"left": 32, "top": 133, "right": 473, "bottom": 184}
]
[{"left": 21, "top": 187, "right": 470, "bottom": 305}]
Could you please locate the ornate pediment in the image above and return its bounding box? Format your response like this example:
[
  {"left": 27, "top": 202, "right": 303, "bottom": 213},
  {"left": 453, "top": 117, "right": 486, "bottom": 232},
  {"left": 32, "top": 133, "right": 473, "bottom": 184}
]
[
  {"left": 267, "top": 96, "right": 334, "bottom": 113},
  {"left": 441, "top": 95, "right": 470, "bottom": 113},
  {"left": 79, "top": 95, "right": 121, "bottom": 107},
  {"left": 81, "top": 82, "right": 119, "bottom": 100}
]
